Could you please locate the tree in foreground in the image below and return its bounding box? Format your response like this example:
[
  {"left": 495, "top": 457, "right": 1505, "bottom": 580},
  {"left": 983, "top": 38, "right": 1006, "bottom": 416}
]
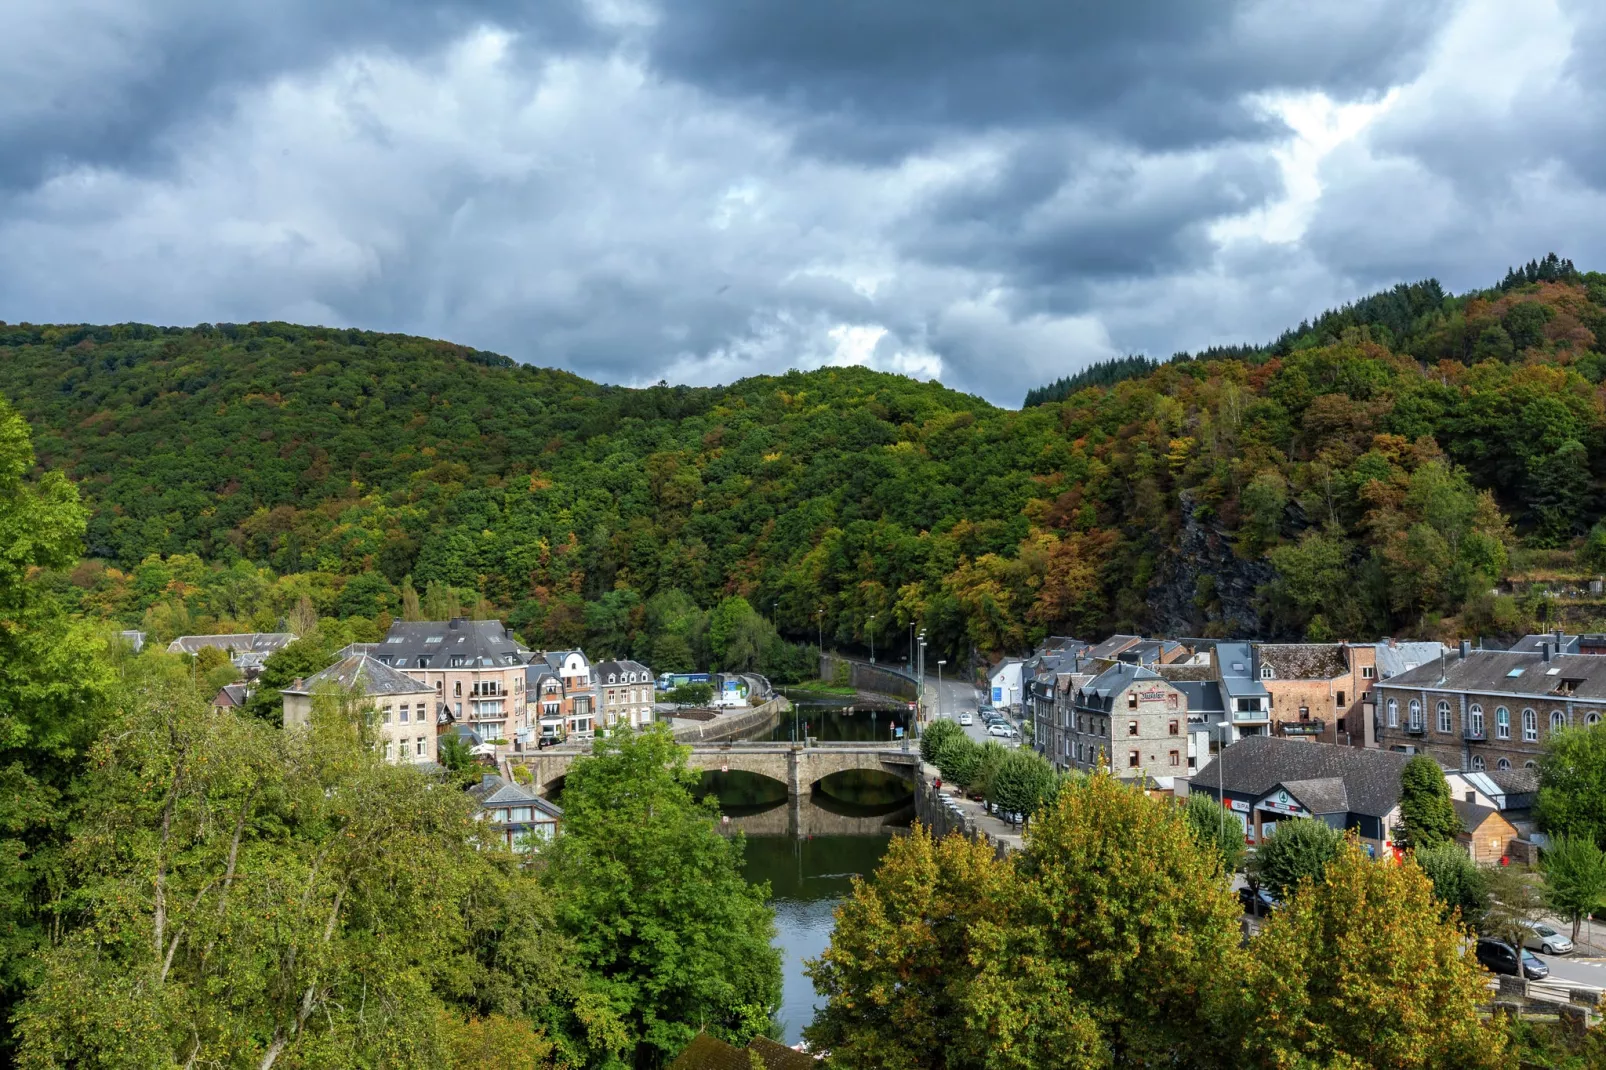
[
  {"left": 1250, "top": 817, "right": 1343, "bottom": 900},
  {"left": 1483, "top": 864, "right": 1544, "bottom": 951},
  {"left": 1183, "top": 792, "right": 1246, "bottom": 877},
  {"left": 1540, "top": 834, "right": 1606, "bottom": 942},
  {"left": 1397, "top": 755, "right": 1464, "bottom": 851},
  {"left": 1240, "top": 838, "right": 1512, "bottom": 1069},
  {"left": 542, "top": 724, "right": 780, "bottom": 1068},
  {"left": 1536, "top": 721, "right": 1606, "bottom": 848},
  {"left": 14, "top": 677, "right": 580, "bottom": 1069},
  {"left": 1415, "top": 841, "right": 1489, "bottom": 925},
  {"left": 1018, "top": 774, "right": 1246, "bottom": 1067},
  {"left": 805, "top": 825, "right": 1103, "bottom": 1070}
]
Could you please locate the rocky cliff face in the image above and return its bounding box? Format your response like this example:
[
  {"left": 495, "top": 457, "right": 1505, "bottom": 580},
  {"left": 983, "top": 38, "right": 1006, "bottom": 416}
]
[{"left": 1147, "top": 491, "right": 1278, "bottom": 637}]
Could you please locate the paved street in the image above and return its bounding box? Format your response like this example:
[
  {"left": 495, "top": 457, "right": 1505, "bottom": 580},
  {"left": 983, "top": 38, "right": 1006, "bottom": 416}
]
[
  {"left": 1533, "top": 950, "right": 1606, "bottom": 990},
  {"left": 917, "top": 670, "right": 1023, "bottom": 748}
]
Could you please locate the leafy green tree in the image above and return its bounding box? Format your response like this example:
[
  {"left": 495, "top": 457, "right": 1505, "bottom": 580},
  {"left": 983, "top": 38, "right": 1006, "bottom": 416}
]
[
  {"left": 1482, "top": 865, "right": 1543, "bottom": 951},
  {"left": 1018, "top": 774, "right": 1246, "bottom": 1067},
  {"left": 438, "top": 732, "right": 480, "bottom": 778},
  {"left": 541, "top": 725, "right": 780, "bottom": 1067},
  {"left": 1241, "top": 838, "right": 1511, "bottom": 1069},
  {"left": 650, "top": 632, "right": 696, "bottom": 674},
  {"left": 667, "top": 682, "right": 714, "bottom": 705},
  {"left": 1251, "top": 817, "right": 1343, "bottom": 900},
  {"left": 1415, "top": 841, "right": 1489, "bottom": 925},
  {"left": 1540, "top": 834, "right": 1606, "bottom": 943},
  {"left": 986, "top": 748, "right": 1057, "bottom": 824},
  {"left": 919, "top": 718, "right": 964, "bottom": 766},
  {"left": 1183, "top": 792, "right": 1246, "bottom": 876},
  {"left": 1536, "top": 720, "right": 1606, "bottom": 848},
  {"left": 806, "top": 826, "right": 1104, "bottom": 1070},
  {"left": 933, "top": 732, "right": 981, "bottom": 788},
  {"left": 1398, "top": 755, "right": 1463, "bottom": 850},
  {"left": 242, "top": 635, "right": 340, "bottom": 723}
]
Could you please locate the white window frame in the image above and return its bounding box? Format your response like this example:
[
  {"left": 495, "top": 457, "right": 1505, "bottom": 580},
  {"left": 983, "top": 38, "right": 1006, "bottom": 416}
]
[
  {"left": 1469, "top": 704, "right": 1484, "bottom": 737},
  {"left": 1436, "top": 700, "right": 1451, "bottom": 734},
  {"left": 1496, "top": 706, "right": 1510, "bottom": 739},
  {"left": 1387, "top": 699, "right": 1398, "bottom": 728},
  {"left": 1523, "top": 708, "right": 1538, "bottom": 742}
]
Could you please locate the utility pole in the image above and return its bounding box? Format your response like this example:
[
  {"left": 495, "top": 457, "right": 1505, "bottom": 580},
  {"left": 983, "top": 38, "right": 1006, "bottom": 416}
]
[
  {"left": 867, "top": 613, "right": 875, "bottom": 664},
  {"left": 817, "top": 607, "right": 824, "bottom": 657}
]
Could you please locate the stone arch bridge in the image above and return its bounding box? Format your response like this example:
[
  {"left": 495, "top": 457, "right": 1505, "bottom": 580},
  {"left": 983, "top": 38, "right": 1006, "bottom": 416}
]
[{"left": 512, "top": 741, "right": 920, "bottom": 798}]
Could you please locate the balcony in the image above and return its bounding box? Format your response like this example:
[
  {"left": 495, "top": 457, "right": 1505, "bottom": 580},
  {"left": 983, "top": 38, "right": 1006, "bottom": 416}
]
[
  {"left": 1279, "top": 720, "right": 1325, "bottom": 737},
  {"left": 1463, "top": 727, "right": 1487, "bottom": 741},
  {"left": 1405, "top": 722, "right": 1426, "bottom": 736},
  {"left": 1232, "top": 711, "right": 1271, "bottom": 724}
]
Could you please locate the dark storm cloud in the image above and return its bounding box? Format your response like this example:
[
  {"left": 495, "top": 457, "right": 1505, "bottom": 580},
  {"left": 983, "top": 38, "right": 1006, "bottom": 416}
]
[
  {"left": 646, "top": 0, "right": 1455, "bottom": 160},
  {"left": 0, "top": 0, "right": 595, "bottom": 188}
]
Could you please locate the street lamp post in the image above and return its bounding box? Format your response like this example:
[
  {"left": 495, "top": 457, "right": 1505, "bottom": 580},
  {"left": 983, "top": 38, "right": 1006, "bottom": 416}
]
[
  {"left": 937, "top": 659, "right": 946, "bottom": 720},
  {"left": 918, "top": 631, "right": 927, "bottom": 724},
  {"left": 867, "top": 613, "right": 875, "bottom": 664}
]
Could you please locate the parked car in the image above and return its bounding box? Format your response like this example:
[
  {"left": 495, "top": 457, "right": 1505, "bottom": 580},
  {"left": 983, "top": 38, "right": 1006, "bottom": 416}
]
[
  {"left": 1238, "top": 886, "right": 1278, "bottom": 917},
  {"left": 982, "top": 712, "right": 1004, "bottom": 725},
  {"left": 958, "top": 712, "right": 974, "bottom": 726},
  {"left": 987, "top": 723, "right": 1017, "bottom": 738},
  {"left": 1524, "top": 924, "right": 1574, "bottom": 956},
  {"left": 1475, "top": 938, "right": 1550, "bottom": 980}
]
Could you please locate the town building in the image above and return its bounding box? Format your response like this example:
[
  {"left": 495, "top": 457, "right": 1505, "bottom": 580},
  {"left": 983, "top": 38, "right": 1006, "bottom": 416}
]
[
  {"left": 466, "top": 774, "right": 563, "bottom": 852},
  {"left": 211, "top": 682, "right": 251, "bottom": 712},
  {"left": 1211, "top": 642, "right": 1272, "bottom": 741},
  {"left": 371, "top": 619, "right": 529, "bottom": 742},
  {"left": 1453, "top": 796, "right": 1520, "bottom": 865},
  {"left": 989, "top": 658, "right": 1024, "bottom": 710},
  {"left": 595, "top": 659, "right": 656, "bottom": 729},
  {"left": 281, "top": 653, "right": 440, "bottom": 765},
  {"left": 1373, "top": 642, "right": 1606, "bottom": 773},
  {"left": 1187, "top": 735, "right": 1413, "bottom": 856},
  {"left": 169, "top": 631, "right": 297, "bottom": 674},
  {"left": 529, "top": 649, "right": 596, "bottom": 740},
  {"left": 1066, "top": 663, "right": 1194, "bottom": 784},
  {"left": 1253, "top": 642, "right": 1377, "bottom": 747}
]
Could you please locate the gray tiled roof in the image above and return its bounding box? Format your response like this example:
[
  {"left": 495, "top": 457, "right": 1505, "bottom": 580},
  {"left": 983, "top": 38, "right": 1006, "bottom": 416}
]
[
  {"left": 467, "top": 775, "right": 564, "bottom": 818},
  {"left": 1171, "top": 680, "right": 1225, "bottom": 715},
  {"left": 1453, "top": 797, "right": 1504, "bottom": 831},
  {"left": 281, "top": 654, "right": 435, "bottom": 697},
  {"left": 1257, "top": 643, "right": 1348, "bottom": 680},
  {"left": 1086, "top": 634, "right": 1142, "bottom": 659},
  {"left": 1191, "top": 735, "right": 1412, "bottom": 818},
  {"left": 376, "top": 619, "right": 524, "bottom": 670},
  {"left": 1374, "top": 640, "right": 1451, "bottom": 679},
  {"left": 1075, "top": 663, "right": 1162, "bottom": 710},
  {"left": 1510, "top": 633, "right": 1580, "bottom": 655},
  {"left": 169, "top": 632, "right": 297, "bottom": 656},
  {"left": 596, "top": 659, "right": 653, "bottom": 683},
  {"left": 1381, "top": 649, "right": 1606, "bottom": 701},
  {"left": 1214, "top": 642, "right": 1270, "bottom": 699},
  {"left": 1281, "top": 776, "right": 1349, "bottom": 814}
]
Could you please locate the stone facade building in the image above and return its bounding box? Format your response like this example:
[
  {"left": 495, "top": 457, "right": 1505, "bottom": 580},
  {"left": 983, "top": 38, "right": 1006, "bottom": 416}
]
[
  {"left": 371, "top": 619, "right": 529, "bottom": 742},
  {"left": 595, "top": 659, "right": 655, "bottom": 729},
  {"left": 281, "top": 653, "right": 439, "bottom": 765},
  {"left": 1374, "top": 643, "right": 1606, "bottom": 773},
  {"left": 1254, "top": 642, "right": 1377, "bottom": 746},
  {"left": 1067, "top": 664, "right": 1194, "bottom": 783}
]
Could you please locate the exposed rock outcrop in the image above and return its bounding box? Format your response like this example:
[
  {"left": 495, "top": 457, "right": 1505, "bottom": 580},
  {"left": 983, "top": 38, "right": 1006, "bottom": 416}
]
[{"left": 1147, "top": 491, "right": 1278, "bottom": 637}]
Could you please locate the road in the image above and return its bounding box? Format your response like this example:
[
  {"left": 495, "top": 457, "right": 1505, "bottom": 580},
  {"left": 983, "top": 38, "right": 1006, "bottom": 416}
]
[
  {"left": 1532, "top": 949, "right": 1606, "bottom": 990},
  {"left": 919, "top": 670, "right": 1023, "bottom": 749}
]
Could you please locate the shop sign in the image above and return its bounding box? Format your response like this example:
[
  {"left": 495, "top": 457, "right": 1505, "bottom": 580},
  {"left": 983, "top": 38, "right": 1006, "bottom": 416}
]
[
  {"left": 1225, "top": 798, "right": 1250, "bottom": 813},
  {"left": 1257, "top": 789, "right": 1306, "bottom": 816}
]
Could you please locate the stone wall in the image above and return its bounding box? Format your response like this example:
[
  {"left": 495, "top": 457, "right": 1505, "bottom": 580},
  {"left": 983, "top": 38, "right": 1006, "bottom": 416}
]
[
  {"left": 669, "top": 696, "right": 790, "bottom": 742},
  {"left": 819, "top": 653, "right": 919, "bottom": 700},
  {"left": 912, "top": 763, "right": 1020, "bottom": 860}
]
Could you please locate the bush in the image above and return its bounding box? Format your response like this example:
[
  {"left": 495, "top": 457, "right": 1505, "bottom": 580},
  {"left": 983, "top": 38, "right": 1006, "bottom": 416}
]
[
  {"left": 1183, "top": 792, "right": 1246, "bottom": 876},
  {"left": 934, "top": 733, "right": 980, "bottom": 788},
  {"left": 1415, "top": 841, "right": 1488, "bottom": 924},
  {"left": 1251, "top": 817, "right": 1344, "bottom": 900},
  {"left": 667, "top": 682, "right": 714, "bottom": 705}
]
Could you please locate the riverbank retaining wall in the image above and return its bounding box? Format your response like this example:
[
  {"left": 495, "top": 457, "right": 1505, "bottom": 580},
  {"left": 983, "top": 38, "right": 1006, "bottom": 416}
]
[
  {"left": 912, "top": 762, "right": 1022, "bottom": 860},
  {"left": 819, "top": 654, "right": 919, "bottom": 700},
  {"left": 669, "top": 696, "right": 791, "bottom": 742}
]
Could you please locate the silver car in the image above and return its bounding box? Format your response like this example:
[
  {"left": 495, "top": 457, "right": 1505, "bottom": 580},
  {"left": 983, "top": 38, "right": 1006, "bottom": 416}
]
[
  {"left": 987, "top": 723, "right": 1017, "bottom": 738},
  {"left": 1524, "top": 923, "right": 1574, "bottom": 956}
]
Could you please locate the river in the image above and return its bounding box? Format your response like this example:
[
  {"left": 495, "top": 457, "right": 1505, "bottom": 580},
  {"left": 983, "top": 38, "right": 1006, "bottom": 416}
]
[{"left": 698, "top": 694, "right": 916, "bottom": 1045}]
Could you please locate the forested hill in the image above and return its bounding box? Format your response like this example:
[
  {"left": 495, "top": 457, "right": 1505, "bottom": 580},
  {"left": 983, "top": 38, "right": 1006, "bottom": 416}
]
[{"left": 3, "top": 267, "right": 1606, "bottom": 664}]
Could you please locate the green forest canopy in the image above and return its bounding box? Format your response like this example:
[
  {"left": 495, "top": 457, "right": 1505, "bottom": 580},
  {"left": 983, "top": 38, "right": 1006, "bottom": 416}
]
[{"left": 3, "top": 255, "right": 1606, "bottom": 664}]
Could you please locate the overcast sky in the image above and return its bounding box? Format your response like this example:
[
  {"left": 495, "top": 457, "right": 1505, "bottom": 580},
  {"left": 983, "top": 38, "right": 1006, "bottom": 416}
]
[{"left": 3, "top": 0, "right": 1601, "bottom": 406}]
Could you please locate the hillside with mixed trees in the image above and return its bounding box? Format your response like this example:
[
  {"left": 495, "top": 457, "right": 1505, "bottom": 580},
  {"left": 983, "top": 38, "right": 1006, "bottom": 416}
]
[{"left": 3, "top": 254, "right": 1606, "bottom": 668}]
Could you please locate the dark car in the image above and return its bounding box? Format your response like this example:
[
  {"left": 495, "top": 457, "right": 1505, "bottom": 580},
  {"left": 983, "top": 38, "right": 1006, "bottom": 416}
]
[
  {"left": 1238, "top": 886, "right": 1278, "bottom": 917},
  {"left": 1475, "top": 938, "right": 1549, "bottom": 980}
]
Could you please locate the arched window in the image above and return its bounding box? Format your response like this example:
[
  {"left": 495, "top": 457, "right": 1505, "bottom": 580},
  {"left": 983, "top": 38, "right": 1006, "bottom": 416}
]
[
  {"left": 1437, "top": 700, "right": 1451, "bottom": 734},
  {"left": 1525, "top": 760, "right": 1539, "bottom": 770},
  {"left": 1523, "top": 708, "right": 1538, "bottom": 742},
  {"left": 1496, "top": 707, "right": 1511, "bottom": 739},
  {"left": 1469, "top": 704, "right": 1484, "bottom": 737},
  {"left": 1589, "top": 712, "right": 1602, "bottom": 726},
  {"left": 1471, "top": 755, "right": 1486, "bottom": 771},
  {"left": 1387, "top": 699, "right": 1399, "bottom": 727},
  {"left": 1497, "top": 758, "right": 1512, "bottom": 771},
  {"left": 1408, "top": 699, "right": 1422, "bottom": 729},
  {"left": 1550, "top": 710, "right": 1567, "bottom": 733}
]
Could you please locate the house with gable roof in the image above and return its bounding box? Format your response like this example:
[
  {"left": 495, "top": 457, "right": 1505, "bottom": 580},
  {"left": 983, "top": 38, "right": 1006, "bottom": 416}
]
[{"left": 281, "top": 653, "right": 440, "bottom": 765}]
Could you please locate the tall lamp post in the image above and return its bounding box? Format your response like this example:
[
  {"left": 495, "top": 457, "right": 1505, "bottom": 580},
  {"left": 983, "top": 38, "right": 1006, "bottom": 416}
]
[
  {"left": 816, "top": 608, "right": 824, "bottom": 656},
  {"left": 937, "top": 659, "right": 946, "bottom": 721},
  {"left": 917, "top": 631, "right": 927, "bottom": 725},
  {"left": 867, "top": 613, "right": 875, "bottom": 664}
]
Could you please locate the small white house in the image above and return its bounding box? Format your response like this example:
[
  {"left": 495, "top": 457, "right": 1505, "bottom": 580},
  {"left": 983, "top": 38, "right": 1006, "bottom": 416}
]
[{"left": 989, "top": 659, "right": 1023, "bottom": 710}]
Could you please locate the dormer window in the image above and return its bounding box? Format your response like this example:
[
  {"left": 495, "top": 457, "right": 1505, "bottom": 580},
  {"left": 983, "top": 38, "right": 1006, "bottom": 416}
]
[{"left": 1260, "top": 666, "right": 1274, "bottom": 680}]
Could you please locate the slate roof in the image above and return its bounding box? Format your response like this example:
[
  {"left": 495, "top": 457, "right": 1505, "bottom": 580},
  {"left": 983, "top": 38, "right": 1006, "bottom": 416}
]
[
  {"left": 376, "top": 619, "right": 524, "bottom": 671},
  {"left": 1381, "top": 649, "right": 1606, "bottom": 701},
  {"left": 1214, "top": 642, "right": 1270, "bottom": 700},
  {"left": 1374, "top": 640, "right": 1451, "bottom": 680},
  {"left": 1075, "top": 663, "right": 1163, "bottom": 711},
  {"left": 1453, "top": 797, "right": 1507, "bottom": 831},
  {"left": 667, "top": 1034, "right": 814, "bottom": 1070},
  {"left": 281, "top": 654, "right": 435, "bottom": 697},
  {"left": 1487, "top": 766, "right": 1540, "bottom": 795},
  {"left": 1281, "top": 776, "right": 1350, "bottom": 814},
  {"left": 596, "top": 659, "right": 653, "bottom": 684},
  {"left": 1257, "top": 643, "right": 1348, "bottom": 680},
  {"left": 1085, "top": 634, "right": 1142, "bottom": 660},
  {"left": 168, "top": 632, "right": 297, "bottom": 656},
  {"left": 213, "top": 683, "right": 250, "bottom": 707},
  {"left": 1510, "top": 633, "right": 1580, "bottom": 655},
  {"left": 1171, "top": 680, "right": 1225, "bottom": 715},
  {"left": 1190, "top": 735, "right": 1412, "bottom": 818},
  {"left": 467, "top": 775, "right": 564, "bottom": 818},
  {"left": 1154, "top": 664, "right": 1216, "bottom": 682}
]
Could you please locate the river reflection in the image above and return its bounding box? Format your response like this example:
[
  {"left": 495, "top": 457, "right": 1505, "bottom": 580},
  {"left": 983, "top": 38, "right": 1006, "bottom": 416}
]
[{"left": 699, "top": 696, "right": 915, "bottom": 1045}]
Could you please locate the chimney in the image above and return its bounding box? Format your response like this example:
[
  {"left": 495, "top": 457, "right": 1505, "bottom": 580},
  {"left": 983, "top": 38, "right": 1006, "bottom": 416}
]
[
  {"left": 1459, "top": 639, "right": 1470, "bottom": 659},
  {"left": 449, "top": 617, "right": 463, "bottom": 629},
  {"left": 1556, "top": 628, "right": 1565, "bottom": 653},
  {"left": 1541, "top": 641, "right": 1552, "bottom": 664}
]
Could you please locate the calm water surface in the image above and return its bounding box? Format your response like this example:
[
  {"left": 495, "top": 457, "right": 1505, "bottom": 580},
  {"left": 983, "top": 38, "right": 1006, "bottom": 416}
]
[{"left": 701, "top": 694, "right": 916, "bottom": 1045}]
